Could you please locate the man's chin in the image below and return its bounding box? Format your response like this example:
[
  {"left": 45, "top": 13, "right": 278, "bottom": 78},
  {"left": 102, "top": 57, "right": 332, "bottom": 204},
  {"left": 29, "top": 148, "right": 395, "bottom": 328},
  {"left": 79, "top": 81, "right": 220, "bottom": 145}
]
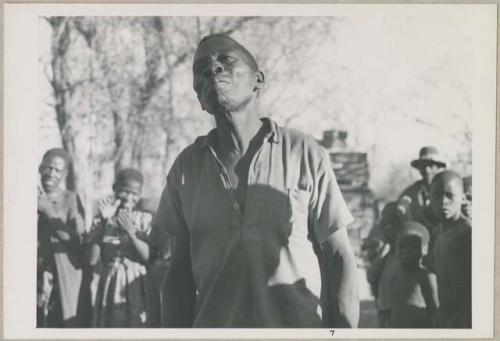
[
  {"left": 206, "top": 101, "right": 233, "bottom": 116},
  {"left": 42, "top": 181, "right": 57, "bottom": 190},
  {"left": 441, "top": 211, "right": 460, "bottom": 221}
]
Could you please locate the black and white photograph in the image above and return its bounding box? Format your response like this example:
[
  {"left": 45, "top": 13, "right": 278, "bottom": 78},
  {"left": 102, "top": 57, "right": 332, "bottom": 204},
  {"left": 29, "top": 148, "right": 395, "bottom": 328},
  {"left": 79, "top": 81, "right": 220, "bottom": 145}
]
[{"left": 3, "top": 3, "right": 496, "bottom": 339}]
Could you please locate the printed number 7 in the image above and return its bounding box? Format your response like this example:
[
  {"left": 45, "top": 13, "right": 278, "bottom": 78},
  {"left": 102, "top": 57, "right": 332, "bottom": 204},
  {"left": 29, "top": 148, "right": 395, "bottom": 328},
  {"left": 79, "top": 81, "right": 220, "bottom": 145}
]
[{"left": 329, "top": 329, "right": 335, "bottom": 335}]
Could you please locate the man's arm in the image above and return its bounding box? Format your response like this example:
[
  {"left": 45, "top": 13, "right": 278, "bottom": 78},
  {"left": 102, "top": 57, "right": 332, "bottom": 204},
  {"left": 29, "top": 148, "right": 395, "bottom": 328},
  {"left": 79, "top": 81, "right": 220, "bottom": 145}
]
[
  {"left": 322, "top": 228, "right": 359, "bottom": 328},
  {"left": 150, "top": 164, "right": 197, "bottom": 327},
  {"left": 419, "top": 270, "right": 439, "bottom": 327},
  {"left": 162, "top": 233, "right": 197, "bottom": 327},
  {"left": 396, "top": 184, "right": 416, "bottom": 222},
  {"left": 308, "top": 146, "right": 359, "bottom": 327}
]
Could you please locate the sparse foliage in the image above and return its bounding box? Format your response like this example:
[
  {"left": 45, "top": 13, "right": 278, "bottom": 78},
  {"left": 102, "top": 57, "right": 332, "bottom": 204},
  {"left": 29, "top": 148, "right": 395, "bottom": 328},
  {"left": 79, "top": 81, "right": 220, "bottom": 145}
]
[{"left": 40, "top": 16, "right": 472, "bottom": 228}]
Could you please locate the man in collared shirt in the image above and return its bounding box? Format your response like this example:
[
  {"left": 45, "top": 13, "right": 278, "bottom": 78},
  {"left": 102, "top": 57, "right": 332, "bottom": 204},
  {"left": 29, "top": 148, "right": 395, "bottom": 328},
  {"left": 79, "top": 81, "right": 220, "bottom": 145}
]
[{"left": 151, "top": 34, "right": 359, "bottom": 328}]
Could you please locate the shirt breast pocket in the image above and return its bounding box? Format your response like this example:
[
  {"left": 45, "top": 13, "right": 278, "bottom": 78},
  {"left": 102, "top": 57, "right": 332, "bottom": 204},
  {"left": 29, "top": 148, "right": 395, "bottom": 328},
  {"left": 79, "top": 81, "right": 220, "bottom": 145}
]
[{"left": 288, "top": 188, "right": 311, "bottom": 240}]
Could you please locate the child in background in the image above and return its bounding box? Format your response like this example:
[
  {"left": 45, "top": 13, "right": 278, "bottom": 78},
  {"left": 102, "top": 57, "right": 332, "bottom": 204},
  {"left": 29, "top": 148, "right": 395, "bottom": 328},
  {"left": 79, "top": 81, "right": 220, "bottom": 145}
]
[
  {"left": 462, "top": 176, "right": 472, "bottom": 220},
  {"left": 88, "top": 168, "right": 152, "bottom": 327},
  {"left": 366, "top": 202, "right": 401, "bottom": 327},
  {"left": 430, "top": 170, "right": 472, "bottom": 328},
  {"left": 390, "top": 222, "right": 439, "bottom": 328}
]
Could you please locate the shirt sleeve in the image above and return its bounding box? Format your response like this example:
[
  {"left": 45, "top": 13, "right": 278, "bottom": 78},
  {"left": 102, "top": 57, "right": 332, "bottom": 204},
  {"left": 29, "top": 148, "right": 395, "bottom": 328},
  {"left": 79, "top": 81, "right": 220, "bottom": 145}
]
[
  {"left": 151, "top": 160, "right": 190, "bottom": 250},
  {"left": 310, "top": 149, "right": 354, "bottom": 244},
  {"left": 151, "top": 159, "right": 196, "bottom": 326}
]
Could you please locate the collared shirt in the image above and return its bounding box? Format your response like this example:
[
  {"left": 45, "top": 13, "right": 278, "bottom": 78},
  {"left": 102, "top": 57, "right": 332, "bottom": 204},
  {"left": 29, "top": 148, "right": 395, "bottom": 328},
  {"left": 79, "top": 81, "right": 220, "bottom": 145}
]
[
  {"left": 397, "top": 180, "right": 440, "bottom": 232},
  {"left": 152, "top": 118, "right": 353, "bottom": 327}
]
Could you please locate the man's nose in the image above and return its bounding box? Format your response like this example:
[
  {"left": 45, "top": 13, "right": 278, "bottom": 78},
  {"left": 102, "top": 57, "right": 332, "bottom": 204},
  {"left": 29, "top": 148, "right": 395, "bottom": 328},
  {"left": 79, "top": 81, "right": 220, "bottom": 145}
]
[
  {"left": 209, "top": 62, "right": 224, "bottom": 76},
  {"left": 438, "top": 196, "right": 448, "bottom": 205}
]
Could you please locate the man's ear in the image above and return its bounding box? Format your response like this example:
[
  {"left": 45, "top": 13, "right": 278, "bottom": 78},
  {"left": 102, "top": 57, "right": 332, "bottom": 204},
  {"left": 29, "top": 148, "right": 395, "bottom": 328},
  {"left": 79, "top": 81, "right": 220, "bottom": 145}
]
[
  {"left": 254, "top": 70, "right": 265, "bottom": 91},
  {"left": 422, "top": 244, "right": 429, "bottom": 256}
]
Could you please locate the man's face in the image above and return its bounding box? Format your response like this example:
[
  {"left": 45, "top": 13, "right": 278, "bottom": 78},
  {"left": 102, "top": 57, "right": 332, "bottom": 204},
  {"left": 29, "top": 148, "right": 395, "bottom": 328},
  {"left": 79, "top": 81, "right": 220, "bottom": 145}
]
[
  {"left": 418, "top": 162, "right": 442, "bottom": 185},
  {"left": 39, "top": 156, "right": 67, "bottom": 193},
  {"left": 380, "top": 222, "right": 399, "bottom": 245},
  {"left": 430, "top": 177, "right": 463, "bottom": 221},
  {"left": 462, "top": 184, "right": 472, "bottom": 219},
  {"left": 193, "top": 37, "right": 262, "bottom": 115}
]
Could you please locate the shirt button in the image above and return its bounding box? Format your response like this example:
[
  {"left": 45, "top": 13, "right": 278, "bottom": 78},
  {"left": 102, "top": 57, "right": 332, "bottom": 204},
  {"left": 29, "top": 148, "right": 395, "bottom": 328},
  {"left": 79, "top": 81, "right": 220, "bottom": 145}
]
[{"left": 233, "top": 203, "right": 240, "bottom": 210}]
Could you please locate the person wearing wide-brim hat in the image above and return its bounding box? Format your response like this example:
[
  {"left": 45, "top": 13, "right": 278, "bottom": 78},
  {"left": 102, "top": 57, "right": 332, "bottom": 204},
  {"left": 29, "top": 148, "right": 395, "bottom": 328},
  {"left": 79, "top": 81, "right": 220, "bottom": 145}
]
[
  {"left": 410, "top": 146, "right": 447, "bottom": 171},
  {"left": 396, "top": 146, "right": 446, "bottom": 230}
]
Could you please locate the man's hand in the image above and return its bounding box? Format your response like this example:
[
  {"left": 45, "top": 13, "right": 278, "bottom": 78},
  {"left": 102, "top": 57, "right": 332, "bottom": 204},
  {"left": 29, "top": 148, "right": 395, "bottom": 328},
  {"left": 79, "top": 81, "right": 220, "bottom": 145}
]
[
  {"left": 98, "top": 197, "right": 121, "bottom": 220},
  {"left": 396, "top": 196, "right": 411, "bottom": 220},
  {"left": 116, "top": 209, "right": 136, "bottom": 236},
  {"left": 323, "top": 228, "right": 360, "bottom": 328}
]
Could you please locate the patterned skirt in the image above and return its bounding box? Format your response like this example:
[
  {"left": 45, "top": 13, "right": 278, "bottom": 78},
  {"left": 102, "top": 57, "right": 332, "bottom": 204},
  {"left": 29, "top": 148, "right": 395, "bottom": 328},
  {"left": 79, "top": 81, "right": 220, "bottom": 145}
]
[{"left": 92, "top": 258, "right": 150, "bottom": 327}]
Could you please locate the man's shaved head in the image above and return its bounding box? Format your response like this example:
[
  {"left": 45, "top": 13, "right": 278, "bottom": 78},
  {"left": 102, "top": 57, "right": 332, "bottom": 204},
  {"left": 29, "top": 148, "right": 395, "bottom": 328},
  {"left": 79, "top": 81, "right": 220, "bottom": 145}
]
[
  {"left": 431, "top": 170, "right": 464, "bottom": 193},
  {"left": 194, "top": 34, "right": 259, "bottom": 72},
  {"left": 192, "top": 33, "right": 265, "bottom": 115},
  {"left": 430, "top": 170, "right": 464, "bottom": 221}
]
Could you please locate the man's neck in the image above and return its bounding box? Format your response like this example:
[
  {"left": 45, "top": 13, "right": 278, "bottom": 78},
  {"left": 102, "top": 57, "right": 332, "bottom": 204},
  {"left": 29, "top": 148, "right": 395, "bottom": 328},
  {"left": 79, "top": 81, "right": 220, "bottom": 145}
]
[
  {"left": 214, "top": 106, "right": 263, "bottom": 158},
  {"left": 44, "top": 187, "right": 63, "bottom": 198}
]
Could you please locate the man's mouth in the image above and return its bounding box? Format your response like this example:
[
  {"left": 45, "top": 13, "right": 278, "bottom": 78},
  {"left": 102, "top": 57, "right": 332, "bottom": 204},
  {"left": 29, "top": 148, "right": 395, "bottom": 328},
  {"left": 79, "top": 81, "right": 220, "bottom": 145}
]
[
  {"left": 439, "top": 207, "right": 451, "bottom": 216},
  {"left": 203, "top": 77, "right": 230, "bottom": 93},
  {"left": 213, "top": 76, "right": 231, "bottom": 85}
]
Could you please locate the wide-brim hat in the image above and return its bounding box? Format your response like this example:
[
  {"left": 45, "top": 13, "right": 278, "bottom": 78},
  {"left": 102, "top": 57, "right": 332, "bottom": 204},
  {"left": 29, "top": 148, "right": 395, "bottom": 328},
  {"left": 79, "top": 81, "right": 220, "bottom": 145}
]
[{"left": 410, "top": 146, "right": 446, "bottom": 169}]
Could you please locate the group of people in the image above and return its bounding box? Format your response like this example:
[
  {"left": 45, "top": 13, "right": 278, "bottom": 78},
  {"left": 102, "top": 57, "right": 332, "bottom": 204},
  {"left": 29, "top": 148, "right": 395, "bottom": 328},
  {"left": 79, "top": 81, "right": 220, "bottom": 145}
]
[
  {"left": 37, "top": 34, "right": 359, "bottom": 329},
  {"left": 37, "top": 33, "right": 472, "bottom": 329},
  {"left": 365, "top": 146, "right": 472, "bottom": 328},
  {"left": 37, "top": 150, "right": 156, "bottom": 327}
]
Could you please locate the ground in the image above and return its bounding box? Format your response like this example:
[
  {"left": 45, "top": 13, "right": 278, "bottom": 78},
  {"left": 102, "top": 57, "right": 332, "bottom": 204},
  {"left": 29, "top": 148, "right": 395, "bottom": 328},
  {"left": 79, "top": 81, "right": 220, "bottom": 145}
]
[{"left": 357, "top": 267, "right": 378, "bottom": 328}]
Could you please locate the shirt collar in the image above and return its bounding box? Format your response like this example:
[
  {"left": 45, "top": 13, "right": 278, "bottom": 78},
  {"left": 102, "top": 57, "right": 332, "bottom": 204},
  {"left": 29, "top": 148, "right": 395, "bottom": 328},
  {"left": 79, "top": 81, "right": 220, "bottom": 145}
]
[
  {"left": 261, "top": 117, "right": 280, "bottom": 144},
  {"left": 195, "top": 116, "right": 280, "bottom": 149}
]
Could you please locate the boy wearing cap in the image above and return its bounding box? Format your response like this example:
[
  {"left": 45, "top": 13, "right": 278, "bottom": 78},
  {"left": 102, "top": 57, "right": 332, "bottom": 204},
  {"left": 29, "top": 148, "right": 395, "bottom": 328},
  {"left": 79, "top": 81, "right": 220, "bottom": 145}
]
[
  {"left": 397, "top": 146, "right": 446, "bottom": 231},
  {"left": 390, "top": 222, "right": 439, "bottom": 328},
  {"left": 430, "top": 170, "right": 471, "bottom": 328},
  {"left": 366, "top": 202, "right": 401, "bottom": 327}
]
